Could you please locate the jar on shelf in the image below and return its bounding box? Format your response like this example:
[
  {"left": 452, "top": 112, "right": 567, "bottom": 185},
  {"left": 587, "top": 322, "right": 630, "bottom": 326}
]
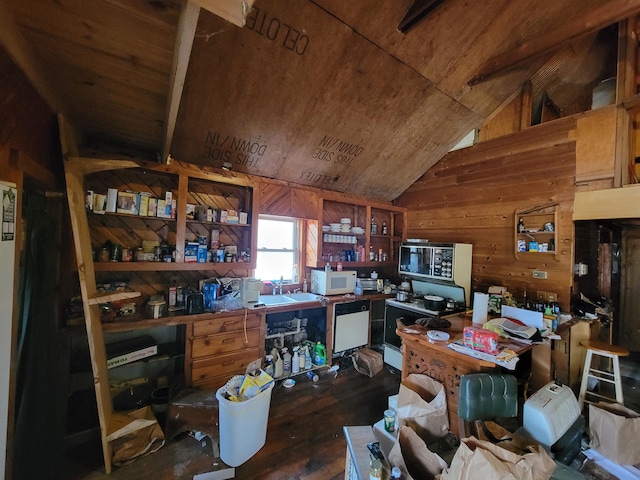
[{"left": 370, "top": 215, "right": 377, "bottom": 235}]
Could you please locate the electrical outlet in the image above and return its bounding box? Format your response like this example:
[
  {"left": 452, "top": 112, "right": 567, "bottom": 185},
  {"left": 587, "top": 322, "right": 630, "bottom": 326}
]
[{"left": 532, "top": 270, "right": 547, "bottom": 279}]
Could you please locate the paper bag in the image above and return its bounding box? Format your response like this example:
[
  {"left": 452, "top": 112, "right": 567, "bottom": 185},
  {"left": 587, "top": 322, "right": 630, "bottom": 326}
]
[
  {"left": 396, "top": 374, "right": 448, "bottom": 443},
  {"left": 110, "top": 406, "right": 165, "bottom": 466},
  {"left": 439, "top": 436, "right": 556, "bottom": 480},
  {"left": 388, "top": 426, "right": 448, "bottom": 480},
  {"left": 589, "top": 402, "right": 640, "bottom": 465},
  {"left": 351, "top": 348, "right": 383, "bottom": 377}
]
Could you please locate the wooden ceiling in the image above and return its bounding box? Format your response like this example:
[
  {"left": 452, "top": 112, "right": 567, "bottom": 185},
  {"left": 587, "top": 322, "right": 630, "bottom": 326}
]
[{"left": 0, "top": 0, "right": 632, "bottom": 201}]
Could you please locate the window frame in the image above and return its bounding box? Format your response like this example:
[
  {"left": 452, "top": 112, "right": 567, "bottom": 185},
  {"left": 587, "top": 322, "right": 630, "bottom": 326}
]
[{"left": 255, "top": 214, "right": 303, "bottom": 284}]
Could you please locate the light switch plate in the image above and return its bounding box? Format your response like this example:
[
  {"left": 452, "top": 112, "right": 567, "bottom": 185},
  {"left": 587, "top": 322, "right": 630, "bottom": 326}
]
[{"left": 533, "top": 270, "right": 547, "bottom": 279}]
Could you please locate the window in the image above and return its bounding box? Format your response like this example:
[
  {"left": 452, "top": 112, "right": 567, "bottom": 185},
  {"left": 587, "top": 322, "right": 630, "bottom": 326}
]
[{"left": 255, "top": 215, "right": 301, "bottom": 283}]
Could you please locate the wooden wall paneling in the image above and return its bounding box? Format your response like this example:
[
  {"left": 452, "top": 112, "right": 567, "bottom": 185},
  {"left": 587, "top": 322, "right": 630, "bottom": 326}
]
[
  {"left": 397, "top": 116, "right": 579, "bottom": 310},
  {"left": 258, "top": 182, "right": 291, "bottom": 216},
  {"left": 574, "top": 106, "right": 617, "bottom": 184},
  {"left": 290, "top": 187, "right": 319, "bottom": 220}
]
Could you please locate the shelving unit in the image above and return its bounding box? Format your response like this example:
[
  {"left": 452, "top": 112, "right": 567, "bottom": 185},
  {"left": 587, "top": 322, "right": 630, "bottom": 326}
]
[
  {"left": 60, "top": 117, "right": 259, "bottom": 474},
  {"left": 306, "top": 197, "right": 406, "bottom": 269},
  {"left": 514, "top": 203, "right": 558, "bottom": 259}
]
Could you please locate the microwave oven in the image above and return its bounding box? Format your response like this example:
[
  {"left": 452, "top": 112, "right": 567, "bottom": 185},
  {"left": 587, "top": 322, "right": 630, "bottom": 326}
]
[{"left": 310, "top": 270, "right": 357, "bottom": 295}]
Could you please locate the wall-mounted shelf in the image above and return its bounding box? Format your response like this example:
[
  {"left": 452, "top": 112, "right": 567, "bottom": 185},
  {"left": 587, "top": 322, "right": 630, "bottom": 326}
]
[{"left": 514, "top": 203, "right": 559, "bottom": 260}]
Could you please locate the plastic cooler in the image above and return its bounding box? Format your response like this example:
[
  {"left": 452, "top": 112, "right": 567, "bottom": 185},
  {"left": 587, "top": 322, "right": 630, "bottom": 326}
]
[{"left": 216, "top": 382, "right": 274, "bottom": 467}]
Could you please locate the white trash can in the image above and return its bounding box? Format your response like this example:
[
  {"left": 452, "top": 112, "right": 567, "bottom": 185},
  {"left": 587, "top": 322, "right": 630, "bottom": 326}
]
[{"left": 216, "top": 382, "right": 274, "bottom": 467}]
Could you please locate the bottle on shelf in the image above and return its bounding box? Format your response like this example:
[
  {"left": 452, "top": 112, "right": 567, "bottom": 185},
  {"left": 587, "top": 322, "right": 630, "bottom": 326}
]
[
  {"left": 518, "top": 217, "right": 525, "bottom": 233},
  {"left": 370, "top": 215, "right": 377, "bottom": 235},
  {"left": 369, "top": 245, "right": 375, "bottom": 261},
  {"left": 304, "top": 345, "right": 313, "bottom": 370},
  {"left": 382, "top": 222, "right": 388, "bottom": 235},
  {"left": 292, "top": 347, "right": 300, "bottom": 374},
  {"left": 298, "top": 346, "right": 306, "bottom": 370},
  {"left": 272, "top": 348, "right": 284, "bottom": 378},
  {"left": 282, "top": 347, "right": 291, "bottom": 374},
  {"left": 314, "top": 342, "right": 326, "bottom": 366}
]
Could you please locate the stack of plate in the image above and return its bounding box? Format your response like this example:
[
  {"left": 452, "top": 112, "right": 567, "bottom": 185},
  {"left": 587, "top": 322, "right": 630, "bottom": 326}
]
[
  {"left": 351, "top": 226, "right": 364, "bottom": 235},
  {"left": 330, "top": 223, "right": 342, "bottom": 232},
  {"left": 340, "top": 218, "right": 351, "bottom": 232},
  {"left": 322, "top": 225, "right": 331, "bottom": 232}
]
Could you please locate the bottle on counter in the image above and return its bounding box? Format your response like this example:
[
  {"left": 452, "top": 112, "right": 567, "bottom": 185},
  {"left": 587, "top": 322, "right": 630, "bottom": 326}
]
[
  {"left": 369, "top": 459, "right": 382, "bottom": 480},
  {"left": 336, "top": 260, "right": 343, "bottom": 271},
  {"left": 303, "top": 278, "right": 308, "bottom": 292},
  {"left": 354, "top": 279, "right": 363, "bottom": 296},
  {"left": 325, "top": 262, "right": 331, "bottom": 272}
]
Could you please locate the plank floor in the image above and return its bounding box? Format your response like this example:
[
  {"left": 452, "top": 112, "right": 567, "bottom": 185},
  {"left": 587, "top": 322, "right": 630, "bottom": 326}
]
[{"left": 65, "top": 361, "right": 402, "bottom": 479}]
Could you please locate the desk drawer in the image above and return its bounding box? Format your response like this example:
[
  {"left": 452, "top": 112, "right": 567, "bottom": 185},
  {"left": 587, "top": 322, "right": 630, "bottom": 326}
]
[
  {"left": 191, "top": 347, "right": 260, "bottom": 383},
  {"left": 193, "top": 313, "right": 260, "bottom": 336},
  {"left": 191, "top": 329, "right": 260, "bottom": 358}
]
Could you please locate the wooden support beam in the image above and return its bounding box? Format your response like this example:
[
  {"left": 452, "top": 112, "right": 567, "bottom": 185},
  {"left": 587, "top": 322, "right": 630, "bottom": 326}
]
[
  {"left": 161, "top": 1, "right": 201, "bottom": 164},
  {"left": 191, "top": 0, "right": 255, "bottom": 27},
  {"left": 469, "top": 0, "right": 640, "bottom": 85},
  {"left": 397, "top": 0, "right": 446, "bottom": 34}
]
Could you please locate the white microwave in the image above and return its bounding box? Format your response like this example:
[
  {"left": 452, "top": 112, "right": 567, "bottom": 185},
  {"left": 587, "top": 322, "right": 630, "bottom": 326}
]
[{"left": 310, "top": 270, "right": 357, "bottom": 295}]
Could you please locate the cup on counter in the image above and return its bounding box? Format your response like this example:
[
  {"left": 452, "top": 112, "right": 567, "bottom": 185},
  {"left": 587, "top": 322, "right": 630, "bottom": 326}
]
[{"left": 384, "top": 409, "right": 396, "bottom": 433}]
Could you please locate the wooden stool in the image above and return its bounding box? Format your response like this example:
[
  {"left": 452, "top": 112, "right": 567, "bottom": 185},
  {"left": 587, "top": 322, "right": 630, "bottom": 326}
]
[{"left": 578, "top": 340, "right": 629, "bottom": 411}]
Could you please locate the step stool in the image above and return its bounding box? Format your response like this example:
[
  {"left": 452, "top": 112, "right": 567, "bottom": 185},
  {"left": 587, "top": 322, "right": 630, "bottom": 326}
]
[{"left": 578, "top": 340, "right": 630, "bottom": 412}]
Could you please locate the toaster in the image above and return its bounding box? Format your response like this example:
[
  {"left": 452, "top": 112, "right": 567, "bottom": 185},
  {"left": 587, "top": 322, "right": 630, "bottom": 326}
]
[{"left": 359, "top": 278, "right": 378, "bottom": 291}]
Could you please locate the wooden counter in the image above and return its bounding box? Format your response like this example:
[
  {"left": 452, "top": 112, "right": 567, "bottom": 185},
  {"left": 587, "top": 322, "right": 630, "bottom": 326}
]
[{"left": 397, "top": 315, "right": 532, "bottom": 438}]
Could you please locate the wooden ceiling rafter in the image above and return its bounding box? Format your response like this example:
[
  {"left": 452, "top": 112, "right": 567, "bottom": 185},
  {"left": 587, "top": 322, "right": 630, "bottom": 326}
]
[
  {"left": 469, "top": 0, "right": 640, "bottom": 86},
  {"left": 162, "top": 1, "right": 201, "bottom": 164}
]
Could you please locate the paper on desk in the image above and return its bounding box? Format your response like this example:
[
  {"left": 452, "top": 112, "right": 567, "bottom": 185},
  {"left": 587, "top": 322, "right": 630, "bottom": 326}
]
[{"left": 502, "top": 305, "right": 544, "bottom": 329}]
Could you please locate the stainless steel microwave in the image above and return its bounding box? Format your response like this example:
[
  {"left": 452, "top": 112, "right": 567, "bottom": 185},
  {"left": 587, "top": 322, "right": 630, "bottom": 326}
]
[{"left": 310, "top": 269, "right": 357, "bottom": 295}]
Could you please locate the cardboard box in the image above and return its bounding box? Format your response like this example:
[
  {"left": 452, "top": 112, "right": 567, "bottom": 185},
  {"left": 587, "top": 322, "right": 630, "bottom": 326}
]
[
  {"left": 147, "top": 197, "right": 158, "bottom": 217},
  {"left": 116, "top": 191, "right": 138, "bottom": 215},
  {"left": 138, "top": 193, "right": 150, "bottom": 216},
  {"left": 106, "top": 188, "right": 118, "bottom": 213},
  {"left": 239, "top": 369, "right": 274, "bottom": 399},
  {"left": 106, "top": 335, "right": 158, "bottom": 369}
]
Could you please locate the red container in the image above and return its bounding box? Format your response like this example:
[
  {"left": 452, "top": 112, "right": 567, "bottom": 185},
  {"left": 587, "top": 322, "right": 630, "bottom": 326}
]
[{"left": 463, "top": 326, "right": 499, "bottom": 355}]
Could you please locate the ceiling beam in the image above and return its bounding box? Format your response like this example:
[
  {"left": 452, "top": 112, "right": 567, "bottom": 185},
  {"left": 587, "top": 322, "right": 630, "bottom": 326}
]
[
  {"left": 191, "top": 0, "right": 255, "bottom": 27},
  {"left": 397, "top": 0, "right": 446, "bottom": 34},
  {"left": 0, "top": 0, "right": 71, "bottom": 120},
  {"left": 161, "top": 1, "right": 201, "bottom": 163},
  {"left": 469, "top": 0, "right": 640, "bottom": 86}
]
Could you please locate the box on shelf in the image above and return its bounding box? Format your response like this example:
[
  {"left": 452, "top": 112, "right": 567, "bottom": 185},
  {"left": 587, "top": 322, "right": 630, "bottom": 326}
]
[
  {"left": 117, "top": 191, "right": 139, "bottom": 215},
  {"left": 148, "top": 197, "right": 158, "bottom": 217},
  {"left": 186, "top": 203, "right": 196, "bottom": 220},
  {"left": 185, "top": 242, "right": 199, "bottom": 262},
  {"left": 106, "top": 188, "right": 118, "bottom": 213},
  {"left": 239, "top": 212, "right": 248, "bottom": 224},
  {"left": 106, "top": 335, "right": 158, "bottom": 369},
  {"left": 139, "top": 192, "right": 151, "bottom": 216},
  {"left": 210, "top": 229, "right": 220, "bottom": 250},
  {"left": 197, "top": 245, "right": 207, "bottom": 263},
  {"left": 219, "top": 210, "right": 228, "bottom": 223},
  {"left": 157, "top": 199, "right": 167, "bottom": 218},
  {"left": 93, "top": 193, "right": 107, "bottom": 214}
]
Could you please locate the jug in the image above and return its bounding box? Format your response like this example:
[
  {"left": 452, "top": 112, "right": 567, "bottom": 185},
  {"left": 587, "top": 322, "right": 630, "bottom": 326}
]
[
  {"left": 272, "top": 348, "right": 283, "bottom": 378},
  {"left": 314, "top": 342, "right": 327, "bottom": 366}
]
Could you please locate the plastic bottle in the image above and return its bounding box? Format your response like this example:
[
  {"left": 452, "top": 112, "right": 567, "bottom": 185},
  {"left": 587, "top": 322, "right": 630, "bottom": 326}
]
[
  {"left": 314, "top": 342, "right": 326, "bottom": 366},
  {"left": 282, "top": 347, "right": 292, "bottom": 374},
  {"left": 264, "top": 354, "right": 274, "bottom": 377},
  {"left": 518, "top": 217, "right": 525, "bottom": 233},
  {"left": 336, "top": 260, "right": 343, "bottom": 271},
  {"left": 382, "top": 221, "right": 388, "bottom": 235},
  {"left": 272, "top": 348, "right": 283, "bottom": 378},
  {"left": 354, "top": 279, "right": 363, "bottom": 296},
  {"left": 370, "top": 215, "right": 377, "bottom": 235},
  {"left": 304, "top": 345, "right": 313, "bottom": 369},
  {"left": 292, "top": 347, "right": 300, "bottom": 374},
  {"left": 369, "top": 459, "right": 382, "bottom": 480},
  {"left": 390, "top": 466, "right": 403, "bottom": 479},
  {"left": 325, "top": 262, "right": 331, "bottom": 272},
  {"left": 293, "top": 264, "right": 299, "bottom": 283},
  {"left": 302, "top": 278, "right": 308, "bottom": 292}
]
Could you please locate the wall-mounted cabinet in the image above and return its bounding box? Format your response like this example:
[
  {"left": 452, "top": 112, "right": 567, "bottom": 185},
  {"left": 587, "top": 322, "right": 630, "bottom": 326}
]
[
  {"left": 258, "top": 182, "right": 319, "bottom": 219},
  {"left": 306, "top": 197, "right": 406, "bottom": 269},
  {"left": 514, "top": 203, "right": 558, "bottom": 259}
]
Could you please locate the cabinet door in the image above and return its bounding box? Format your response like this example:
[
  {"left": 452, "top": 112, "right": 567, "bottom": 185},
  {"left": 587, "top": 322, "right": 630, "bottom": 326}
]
[{"left": 290, "top": 188, "right": 319, "bottom": 219}]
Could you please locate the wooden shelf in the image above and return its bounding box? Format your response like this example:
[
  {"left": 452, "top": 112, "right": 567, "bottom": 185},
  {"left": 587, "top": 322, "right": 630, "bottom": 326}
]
[
  {"left": 88, "top": 290, "right": 141, "bottom": 305},
  {"left": 514, "top": 203, "right": 558, "bottom": 259},
  {"left": 93, "top": 261, "right": 250, "bottom": 272}
]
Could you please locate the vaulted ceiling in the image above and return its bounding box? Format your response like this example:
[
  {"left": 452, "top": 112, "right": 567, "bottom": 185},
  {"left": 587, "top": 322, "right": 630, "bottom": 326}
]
[{"left": 0, "top": 0, "right": 631, "bottom": 201}]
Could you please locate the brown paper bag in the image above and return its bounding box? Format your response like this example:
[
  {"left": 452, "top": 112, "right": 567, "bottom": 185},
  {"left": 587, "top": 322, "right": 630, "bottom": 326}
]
[
  {"left": 110, "top": 406, "right": 165, "bottom": 466},
  {"left": 396, "top": 374, "right": 449, "bottom": 443},
  {"left": 589, "top": 402, "right": 640, "bottom": 465},
  {"left": 388, "top": 426, "right": 448, "bottom": 480},
  {"left": 352, "top": 348, "right": 383, "bottom": 377},
  {"left": 439, "top": 436, "right": 556, "bottom": 480}
]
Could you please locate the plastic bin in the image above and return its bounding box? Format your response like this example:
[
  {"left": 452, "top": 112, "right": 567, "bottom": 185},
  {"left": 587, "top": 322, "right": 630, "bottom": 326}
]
[{"left": 216, "top": 382, "right": 274, "bottom": 466}]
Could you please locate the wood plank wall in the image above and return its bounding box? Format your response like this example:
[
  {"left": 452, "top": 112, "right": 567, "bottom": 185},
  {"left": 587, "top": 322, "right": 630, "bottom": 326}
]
[{"left": 396, "top": 117, "right": 579, "bottom": 310}]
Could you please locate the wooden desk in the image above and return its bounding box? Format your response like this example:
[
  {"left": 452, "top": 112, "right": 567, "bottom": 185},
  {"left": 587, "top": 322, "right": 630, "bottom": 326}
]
[{"left": 397, "top": 315, "right": 532, "bottom": 438}]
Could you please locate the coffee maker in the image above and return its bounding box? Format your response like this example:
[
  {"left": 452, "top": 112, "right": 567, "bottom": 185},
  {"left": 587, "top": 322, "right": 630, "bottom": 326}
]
[{"left": 242, "top": 277, "right": 262, "bottom": 307}]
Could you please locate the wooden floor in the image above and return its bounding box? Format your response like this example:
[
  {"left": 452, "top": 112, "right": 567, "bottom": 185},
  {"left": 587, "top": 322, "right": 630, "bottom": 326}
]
[{"left": 65, "top": 361, "right": 402, "bottom": 479}]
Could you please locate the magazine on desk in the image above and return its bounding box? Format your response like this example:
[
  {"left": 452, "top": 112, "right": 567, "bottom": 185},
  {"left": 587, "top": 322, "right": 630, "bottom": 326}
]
[{"left": 447, "top": 340, "right": 520, "bottom": 370}]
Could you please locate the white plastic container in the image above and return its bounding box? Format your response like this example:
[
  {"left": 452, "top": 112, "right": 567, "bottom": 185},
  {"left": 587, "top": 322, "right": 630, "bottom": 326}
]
[{"left": 216, "top": 382, "right": 274, "bottom": 466}]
